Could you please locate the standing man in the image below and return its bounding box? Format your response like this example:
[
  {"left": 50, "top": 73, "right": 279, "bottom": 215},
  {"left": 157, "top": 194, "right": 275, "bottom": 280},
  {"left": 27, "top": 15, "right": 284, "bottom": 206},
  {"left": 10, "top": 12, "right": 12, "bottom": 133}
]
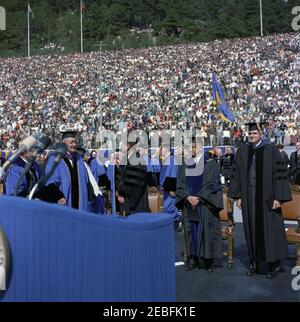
[
  {"left": 44, "top": 131, "right": 93, "bottom": 212},
  {"left": 289, "top": 141, "right": 300, "bottom": 185},
  {"left": 176, "top": 139, "right": 223, "bottom": 271},
  {"left": 3, "top": 149, "right": 42, "bottom": 197},
  {"left": 159, "top": 144, "right": 179, "bottom": 219},
  {"left": 116, "top": 140, "right": 155, "bottom": 215},
  {"left": 276, "top": 144, "right": 289, "bottom": 169},
  {"left": 228, "top": 122, "right": 292, "bottom": 278}
]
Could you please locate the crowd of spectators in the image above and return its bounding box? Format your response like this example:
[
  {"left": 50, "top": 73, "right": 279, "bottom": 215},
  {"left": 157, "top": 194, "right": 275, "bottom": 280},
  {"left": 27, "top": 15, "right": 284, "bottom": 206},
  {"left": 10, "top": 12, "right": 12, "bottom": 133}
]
[{"left": 0, "top": 32, "right": 299, "bottom": 149}]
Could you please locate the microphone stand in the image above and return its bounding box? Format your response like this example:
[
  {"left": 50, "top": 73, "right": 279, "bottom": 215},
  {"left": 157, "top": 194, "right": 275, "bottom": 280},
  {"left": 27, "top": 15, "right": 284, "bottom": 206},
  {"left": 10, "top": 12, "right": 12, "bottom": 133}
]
[{"left": 28, "top": 142, "right": 67, "bottom": 200}]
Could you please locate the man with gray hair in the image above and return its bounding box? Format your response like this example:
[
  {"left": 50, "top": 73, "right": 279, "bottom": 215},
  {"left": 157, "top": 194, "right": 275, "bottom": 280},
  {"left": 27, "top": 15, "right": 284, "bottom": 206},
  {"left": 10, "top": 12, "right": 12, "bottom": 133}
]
[{"left": 44, "top": 131, "right": 93, "bottom": 212}]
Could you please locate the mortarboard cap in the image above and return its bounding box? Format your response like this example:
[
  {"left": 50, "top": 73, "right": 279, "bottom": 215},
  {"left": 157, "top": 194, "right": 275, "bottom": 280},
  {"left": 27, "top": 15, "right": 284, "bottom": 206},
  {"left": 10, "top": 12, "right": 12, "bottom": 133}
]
[
  {"left": 61, "top": 130, "right": 77, "bottom": 140},
  {"left": 76, "top": 147, "right": 88, "bottom": 155},
  {"left": 246, "top": 122, "right": 266, "bottom": 132},
  {"left": 163, "top": 177, "right": 177, "bottom": 192}
]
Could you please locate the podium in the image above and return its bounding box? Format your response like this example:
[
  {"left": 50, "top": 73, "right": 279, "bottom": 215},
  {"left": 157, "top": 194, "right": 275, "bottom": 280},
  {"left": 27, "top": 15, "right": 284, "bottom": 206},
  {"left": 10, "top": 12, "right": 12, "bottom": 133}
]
[{"left": 0, "top": 196, "right": 175, "bottom": 302}]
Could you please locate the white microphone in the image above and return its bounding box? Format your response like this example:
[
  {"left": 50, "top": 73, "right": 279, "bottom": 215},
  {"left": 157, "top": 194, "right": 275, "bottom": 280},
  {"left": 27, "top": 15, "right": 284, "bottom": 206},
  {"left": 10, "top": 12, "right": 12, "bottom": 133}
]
[{"left": 0, "top": 136, "right": 37, "bottom": 181}]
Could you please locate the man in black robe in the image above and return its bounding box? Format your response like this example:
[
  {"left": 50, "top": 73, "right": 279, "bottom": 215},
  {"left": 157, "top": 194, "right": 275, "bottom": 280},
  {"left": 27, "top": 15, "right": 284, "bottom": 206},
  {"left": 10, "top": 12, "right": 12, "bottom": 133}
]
[
  {"left": 176, "top": 141, "right": 223, "bottom": 271},
  {"left": 228, "top": 122, "right": 292, "bottom": 278},
  {"left": 116, "top": 140, "right": 155, "bottom": 215},
  {"left": 289, "top": 141, "right": 300, "bottom": 185}
]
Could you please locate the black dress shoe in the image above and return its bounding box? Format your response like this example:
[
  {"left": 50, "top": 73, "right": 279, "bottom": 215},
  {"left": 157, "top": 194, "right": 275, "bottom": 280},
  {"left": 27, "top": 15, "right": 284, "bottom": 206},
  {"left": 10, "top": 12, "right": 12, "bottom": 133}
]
[
  {"left": 185, "top": 256, "right": 198, "bottom": 271},
  {"left": 246, "top": 268, "right": 256, "bottom": 276},
  {"left": 204, "top": 259, "right": 214, "bottom": 272},
  {"left": 266, "top": 266, "right": 286, "bottom": 278},
  {"left": 246, "top": 262, "right": 259, "bottom": 276}
]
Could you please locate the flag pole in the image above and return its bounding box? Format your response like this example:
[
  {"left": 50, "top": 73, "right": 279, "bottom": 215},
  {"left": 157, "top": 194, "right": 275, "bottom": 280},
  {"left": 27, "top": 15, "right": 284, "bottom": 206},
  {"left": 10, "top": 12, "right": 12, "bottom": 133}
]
[
  {"left": 260, "top": 0, "right": 263, "bottom": 36},
  {"left": 80, "top": 0, "right": 83, "bottom": 53},
  {"left": 27, "top": 4, "right": 30, "bottom": 58}
]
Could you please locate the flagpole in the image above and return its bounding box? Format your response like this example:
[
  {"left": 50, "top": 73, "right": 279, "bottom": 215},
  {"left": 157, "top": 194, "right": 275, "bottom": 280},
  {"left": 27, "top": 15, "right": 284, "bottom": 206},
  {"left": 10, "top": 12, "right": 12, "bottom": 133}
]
[
  {"left": 27, "top": 4, "right": 30, "bottom": 58},
  {"left": 260, "top": 0, "right": 263, "bottom": 36},
  {"left": 80, "top": 0, "right": 83, "bottom": 53}
]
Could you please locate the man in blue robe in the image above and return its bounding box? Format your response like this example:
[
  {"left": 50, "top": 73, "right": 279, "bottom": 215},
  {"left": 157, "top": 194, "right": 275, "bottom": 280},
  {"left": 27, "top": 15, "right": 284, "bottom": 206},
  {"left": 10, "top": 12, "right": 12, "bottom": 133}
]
[
  {"left": 3, "top": 149, "right": 43, "bottom": 197},
  {"left": 44, "top": 131, "right": 92, "bottom": 212},
  {"left": 159, "top": 144, "right": 179, "bottom": 219},
  {"left": 90, "top": 155, "right": 108, "bottom": 214},
  {"left": 149, "top": 147, "right": 161, "bottom": 187}
]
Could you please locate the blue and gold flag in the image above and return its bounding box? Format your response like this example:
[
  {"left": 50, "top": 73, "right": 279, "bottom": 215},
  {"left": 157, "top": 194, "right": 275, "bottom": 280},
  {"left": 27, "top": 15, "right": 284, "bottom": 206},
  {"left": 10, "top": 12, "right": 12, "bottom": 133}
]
[{"left": 212, "top": 73, "right": 235, "bottom": 123}]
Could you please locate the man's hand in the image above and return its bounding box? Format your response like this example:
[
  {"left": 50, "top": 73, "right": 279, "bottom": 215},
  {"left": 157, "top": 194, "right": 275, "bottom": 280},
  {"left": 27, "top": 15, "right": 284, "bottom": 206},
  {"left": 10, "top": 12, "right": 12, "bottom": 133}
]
[
  {"left": 117, "top": 196, "right": 125, "bottom": 204},
  {"left": 58, "top": 198, "right": 67, "bottom": 205},
  {"left": 169, "top": 191, "right": 176, "bottom": 197},
  {"left": 187, "top": 196, "right": 200, "bottom": 207},
  {"left": 272, "top": 200, "right": 282, "bottom": 209},
  {"left": 237, "top": 198, "right": 242, "bottom": 209}
]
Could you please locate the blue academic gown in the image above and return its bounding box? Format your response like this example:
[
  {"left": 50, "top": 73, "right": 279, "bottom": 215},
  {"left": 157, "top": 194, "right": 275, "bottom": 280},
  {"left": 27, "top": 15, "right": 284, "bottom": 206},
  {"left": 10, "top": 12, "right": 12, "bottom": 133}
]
[
  {"left": 90, "top": 158, "right": 106, "bottom": 214},
  {"left": 3, "top": 157, "right": 42, "bottom": 197},
  {"left": 160, "top": 154, "right": 179, "bottom": 219},
  {"left": 45, "top": 152, "right": 91, "bottom": 212},
  {"left": 106, "top": 163, "right": 116, "bottom": 214},
  {"left": 149, "top": 148, "right": 161, "bottom": 187}
]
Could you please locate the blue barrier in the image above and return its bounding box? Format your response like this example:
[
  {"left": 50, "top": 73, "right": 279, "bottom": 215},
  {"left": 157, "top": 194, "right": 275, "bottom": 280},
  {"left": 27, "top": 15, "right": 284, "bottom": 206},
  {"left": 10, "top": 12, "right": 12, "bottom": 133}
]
[{"left": 0, "top": 196, "right": 175, "bottom": 302}]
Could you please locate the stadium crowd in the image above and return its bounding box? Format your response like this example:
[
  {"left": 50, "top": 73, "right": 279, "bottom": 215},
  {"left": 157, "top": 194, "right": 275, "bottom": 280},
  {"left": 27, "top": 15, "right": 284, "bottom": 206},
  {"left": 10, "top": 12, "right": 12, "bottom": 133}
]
[{"left": 0, "top": 32, "right": 299, "bottom": 149}]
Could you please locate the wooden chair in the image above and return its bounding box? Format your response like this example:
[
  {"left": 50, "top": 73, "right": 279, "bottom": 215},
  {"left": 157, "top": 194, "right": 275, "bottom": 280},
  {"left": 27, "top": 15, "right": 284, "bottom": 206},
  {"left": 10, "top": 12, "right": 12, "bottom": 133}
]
[
  {"left": 148, "top": 191, "right": 164, "bottom": 213},
  {"left": 0, "top": 183, "right": 3, "bottom": 195},
  {"left": 220, "top": 187, "right": 235, "bottom": 269},
  {"left": 281, "top": 186, "right": 300, "bottom": 266}
]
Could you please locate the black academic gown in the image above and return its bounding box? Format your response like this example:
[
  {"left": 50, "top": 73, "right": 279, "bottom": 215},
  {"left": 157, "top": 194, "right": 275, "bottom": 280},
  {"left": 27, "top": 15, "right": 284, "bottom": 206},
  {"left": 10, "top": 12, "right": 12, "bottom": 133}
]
[
  {"left": 228, "top": 141, "right": 292, "bottom": 264},
  {"left": 197, "top": 159, "right": 223, "bottom": 260},
  {"left": 116, "top": 152, "right": 155, "bottom": 215},
  {"left": 176, "top": 158, "right": 223, "bottom": 260},
  {"left": 289, "top": 151, "right": 300, "bottom": 185}
]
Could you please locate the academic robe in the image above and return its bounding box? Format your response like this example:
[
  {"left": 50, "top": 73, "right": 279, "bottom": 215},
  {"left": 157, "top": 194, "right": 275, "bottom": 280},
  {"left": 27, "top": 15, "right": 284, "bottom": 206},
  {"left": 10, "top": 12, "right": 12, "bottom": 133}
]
[
  {"left": 45, "top": 152, "right": 91, "bottom": 212},
  {"left": 228, "top": 141, "right": 292, "bottom": 264},
  {"left": 3, "top": 156, "right": 42, "bottom": 197},
  {"left": 176, "top": 156, "right": 223, "bottom": 260},
  {"left": 289, "top": 151, "right": 300, "bottom": 185},
  {"left": 106, "top": 163, "right": 116, "bottom": 214},
  {"left": 116, "top": 152, "right": 155, "bottom": 215},
  {"left": 159, "top": 154, "right": 179, "bottom": 219},
  {"left": 90, "top": 158, "right": 107, "bottom": 214},
  {"left": 149, "top": 149, "right": 161, "bottom": 186}
]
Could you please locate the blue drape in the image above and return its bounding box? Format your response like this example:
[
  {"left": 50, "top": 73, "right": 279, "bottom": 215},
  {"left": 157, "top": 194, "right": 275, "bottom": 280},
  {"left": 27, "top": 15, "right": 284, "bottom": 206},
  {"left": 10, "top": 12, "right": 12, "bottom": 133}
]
[{"left": 0, "top": 196, "right": 175, "bottom": 302}]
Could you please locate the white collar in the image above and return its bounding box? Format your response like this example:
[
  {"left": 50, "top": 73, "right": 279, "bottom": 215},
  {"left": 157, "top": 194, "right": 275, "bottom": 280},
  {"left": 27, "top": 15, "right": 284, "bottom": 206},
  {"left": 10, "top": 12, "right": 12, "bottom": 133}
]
[
  {"left": 20, "top": 156, "right": 29, "bottom": 164},
  {"left": 255, "top": 140, "right": 262, "bottom": 147},
  {"left": 162, "top": 152, "right": 171, "bottom": 164}
]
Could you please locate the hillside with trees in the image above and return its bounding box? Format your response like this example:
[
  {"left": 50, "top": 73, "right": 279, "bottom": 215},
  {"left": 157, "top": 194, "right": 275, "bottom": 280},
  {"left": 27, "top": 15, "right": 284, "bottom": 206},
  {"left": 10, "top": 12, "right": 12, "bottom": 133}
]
[{"left": 0, "top": 0, "right": 298, "bottom": 56}]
